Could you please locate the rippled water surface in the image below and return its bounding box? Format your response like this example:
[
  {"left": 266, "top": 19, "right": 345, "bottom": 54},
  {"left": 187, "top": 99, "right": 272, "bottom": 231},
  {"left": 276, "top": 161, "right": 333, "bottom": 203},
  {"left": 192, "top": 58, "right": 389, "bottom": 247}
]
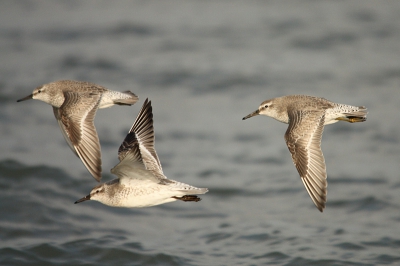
[{"left": 1, "top": 1, "right": 400, "bottom": 265}]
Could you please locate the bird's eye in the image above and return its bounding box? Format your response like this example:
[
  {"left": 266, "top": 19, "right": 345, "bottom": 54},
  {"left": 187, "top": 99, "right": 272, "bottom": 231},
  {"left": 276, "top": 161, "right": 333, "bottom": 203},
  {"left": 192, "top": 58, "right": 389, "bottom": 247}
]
[
  {"left": 96, "top": 190, "right": 100, "bottom": 193},
  {"left": 38, "top": 90, "right": 41, "bottom": 93},
  {"left": 264, "top": 105, "right": 268, "bottom": 108}
]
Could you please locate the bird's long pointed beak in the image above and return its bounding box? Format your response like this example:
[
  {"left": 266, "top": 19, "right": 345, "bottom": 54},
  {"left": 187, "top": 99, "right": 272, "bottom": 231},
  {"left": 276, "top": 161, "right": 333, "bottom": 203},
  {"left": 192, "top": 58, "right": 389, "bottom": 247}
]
[
  {"left": 17, "top": 94, "right": 33, "bottom": 102},
  {"left": 74, "top": 195, "right": 91, "bottom": 204},
  {"left": 242, "top": 110, "right": 259, "bottom": 120}
]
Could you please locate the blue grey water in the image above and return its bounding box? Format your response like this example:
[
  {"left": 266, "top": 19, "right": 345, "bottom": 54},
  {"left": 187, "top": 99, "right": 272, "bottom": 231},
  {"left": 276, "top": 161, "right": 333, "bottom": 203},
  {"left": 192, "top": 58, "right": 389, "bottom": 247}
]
[{"left": 1, "top": 1, "right": 400, "bottom": 265}]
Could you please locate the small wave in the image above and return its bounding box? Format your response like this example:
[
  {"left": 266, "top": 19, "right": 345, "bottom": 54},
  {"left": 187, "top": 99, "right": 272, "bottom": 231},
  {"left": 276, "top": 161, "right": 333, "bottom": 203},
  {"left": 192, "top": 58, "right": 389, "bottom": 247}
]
[
  {"left": 329, "top": 196, "right": 391, "bottom": 212},
  {"left": 335, "top": 242, "right": 365, "bottom": 251}
]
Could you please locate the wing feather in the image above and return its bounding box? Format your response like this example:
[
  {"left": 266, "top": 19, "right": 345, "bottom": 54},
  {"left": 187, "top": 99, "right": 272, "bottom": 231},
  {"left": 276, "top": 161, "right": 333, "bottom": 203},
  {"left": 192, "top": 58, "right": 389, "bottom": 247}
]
[
  {"left": 55, "top": 91, "right": 102, "bottom": 181},
  {"left": 284, "top": 109, "right": 327, "bottom": 212},
  {"left": 112, "top": 98, "right": 164, "bottom": 180}
]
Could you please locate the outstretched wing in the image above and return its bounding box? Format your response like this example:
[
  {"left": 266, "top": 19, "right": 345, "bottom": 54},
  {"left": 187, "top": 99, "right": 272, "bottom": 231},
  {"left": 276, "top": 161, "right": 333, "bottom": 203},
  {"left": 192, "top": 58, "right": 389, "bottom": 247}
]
[
  {"left": 284, "top": 109, "right": 327, "bottom": 212},
  {"left": 53, "top": 91, "right": 102, "bottom": 181},
  {"left": 112, "top": 98, "right": 164, "bottom": 179}
]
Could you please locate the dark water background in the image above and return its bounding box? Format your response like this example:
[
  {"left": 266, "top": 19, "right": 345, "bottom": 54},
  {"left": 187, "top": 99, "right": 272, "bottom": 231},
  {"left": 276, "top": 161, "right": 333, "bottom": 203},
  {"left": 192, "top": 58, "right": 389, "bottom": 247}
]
[{"left": 1, "top": 1, "right": 400, "bottom": 265}]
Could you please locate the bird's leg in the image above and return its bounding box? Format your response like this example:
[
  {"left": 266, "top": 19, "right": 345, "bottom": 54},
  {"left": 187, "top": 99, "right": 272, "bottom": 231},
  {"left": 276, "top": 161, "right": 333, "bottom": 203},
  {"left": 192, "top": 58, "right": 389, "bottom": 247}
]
[
  {"left": 336, "top": 116, "right": 366, "bottom": 123},
  {"left": 172, "top": 195, "right": 202, "bottom": 202}
]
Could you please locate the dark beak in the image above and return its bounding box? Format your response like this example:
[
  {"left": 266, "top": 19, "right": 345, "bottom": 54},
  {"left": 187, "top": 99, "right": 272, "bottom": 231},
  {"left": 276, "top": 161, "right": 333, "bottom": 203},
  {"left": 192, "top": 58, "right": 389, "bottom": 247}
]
[
  {"left": 242, "top": 110, "right": 260, "bottom": 120},
  {"left": 74, "top": 195, "right": 91, "bottom": 204},
  {"left": 17, "top": 94, "right": 33, "bottom": 102}
]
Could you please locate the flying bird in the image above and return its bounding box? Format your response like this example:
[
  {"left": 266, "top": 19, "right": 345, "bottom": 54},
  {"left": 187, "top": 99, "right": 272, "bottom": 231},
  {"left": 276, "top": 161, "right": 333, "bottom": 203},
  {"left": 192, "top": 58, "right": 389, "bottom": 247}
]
[
  {"left": 243, "top": 95, "right": 367, "bottom": 212},
  {"left": 75, "top": 99, "right": 208, "bottom": 207},
  {"left": 17, "top": 80, "right": 138, "bottom": 181}
]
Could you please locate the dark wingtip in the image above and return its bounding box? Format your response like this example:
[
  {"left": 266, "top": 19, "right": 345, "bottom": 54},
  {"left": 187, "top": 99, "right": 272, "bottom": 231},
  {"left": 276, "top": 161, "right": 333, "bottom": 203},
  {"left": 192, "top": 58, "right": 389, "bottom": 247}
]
[
  {"left": 94, "top": 175, "right": 102, "bottom": 182},
  {"left": 317, "top": 204, "right": 325, "bottom": 213}
]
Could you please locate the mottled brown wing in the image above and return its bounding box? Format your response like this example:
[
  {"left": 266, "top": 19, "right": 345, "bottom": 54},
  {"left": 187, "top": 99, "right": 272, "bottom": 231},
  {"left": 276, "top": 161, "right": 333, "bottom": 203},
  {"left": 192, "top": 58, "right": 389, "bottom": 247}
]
[
  {"left": 55, "top": 91, "right": 102, "bottom": 181},
  {"left": 53, "top": 106, "right": 78, "bottom": 157},
  {"left": 284, "top": 109, "right": 327, "bottom": 212}
]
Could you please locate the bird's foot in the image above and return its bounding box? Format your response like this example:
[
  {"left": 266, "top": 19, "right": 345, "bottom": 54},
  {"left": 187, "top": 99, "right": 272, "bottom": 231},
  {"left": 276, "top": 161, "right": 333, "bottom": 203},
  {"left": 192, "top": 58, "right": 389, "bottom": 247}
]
[{"left": 172, "top": 195, "right": 202, "bottom": 202}]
